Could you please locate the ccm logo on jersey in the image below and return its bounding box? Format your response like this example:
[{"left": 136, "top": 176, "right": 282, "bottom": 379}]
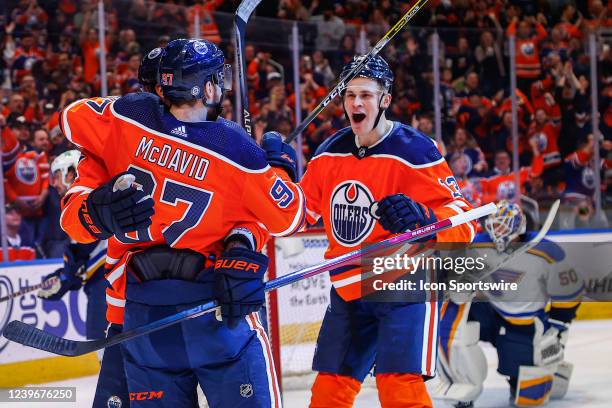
[
  {"left": 330, "top": 181, "right": 376, "bottom": 246},
  {"left": 215, "top": 259, "right": 261, "bottom": 273},
  {"left": 129, "top": 391, "right": 164, "bottom": 401}
]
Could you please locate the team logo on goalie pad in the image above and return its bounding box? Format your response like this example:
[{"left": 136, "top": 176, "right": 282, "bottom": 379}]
[{"left": 330, "top": 181, "right": 376, "bottom": 246}]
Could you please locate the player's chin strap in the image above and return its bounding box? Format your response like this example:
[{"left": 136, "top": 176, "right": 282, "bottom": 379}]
[
  {"left": 204, "top": 92, "right": 224, "bottom": 121},
  {"left": 372, "top": 93, "right": 387, "bottom": 130}
]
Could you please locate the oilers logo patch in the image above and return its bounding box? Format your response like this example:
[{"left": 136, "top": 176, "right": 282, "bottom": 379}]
[
  {"left": 15, "top": 157, "right": 37, "bottom": 185},
  {"left": 520, "top": 42, "right": 535, "bottom": 56},
  {"left": 330, "top": 181, "right": 376, "bottom": 246},
  {"left": 147, "top": 47, "right": 162, "bottom": 59},
  {"left": 107, "top": 395, "right": 122, "bottom": 408},
  {"left": 193, "top": 41, "right": 209, "bottom": 55}
]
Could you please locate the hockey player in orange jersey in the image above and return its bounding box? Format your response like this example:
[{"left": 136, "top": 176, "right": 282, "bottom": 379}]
[
  {"left": 59, "top": 38, "right": 305, "bottom": 407},
  {"left": 296, "top": 55, "right": 477, "bottom": 408}
]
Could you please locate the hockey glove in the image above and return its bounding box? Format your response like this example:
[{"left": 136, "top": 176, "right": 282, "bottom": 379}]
[
  {"left": 262, "top": 131, "right": 298, "bottom": 182},
  {"left": 213, "top": 248, "right": 268, "bottom": 329},
  {"left": 37, "top": 267, "right": 84, "bottom": 301},
  {"left": 79, "top": 172, "right": 155, "bottom": 239},
  {"left": 375, "top": 194, "right": 437, "bottom": 238}
]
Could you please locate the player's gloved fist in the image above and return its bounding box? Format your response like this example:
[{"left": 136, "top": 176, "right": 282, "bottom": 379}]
[
  {"left": 375, "top": 193, "right": 437, "bottom": 237},
  {"left": 37, "top": 267, "right": 83, "bottom": 301},
  {"left": 262, "top": 131, "right": 298, "bottom": 182},
  {"left": 79, "top": 172, "right": 154, "bottom": 239},
  {"left": 213, "top": 248, "right": 268, "bottom": 329}
]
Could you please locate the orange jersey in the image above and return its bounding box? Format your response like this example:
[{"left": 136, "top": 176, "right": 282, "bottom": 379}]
[
  {"left": 478, "top": 156, "right": 543, "bottom": 204},
  {"left": 4, "top": 150, "right": 49, "bottom": 217},
  {"left": 300, "top": 123, "right": 476, "bottom": 300},
  {"left": 528, "top": 122, "right": 561, "bottom": 168},
  {"left": 507, "top": 21, "right": 547, "bottom": 79},
  {"left": 59, "top": 93, "right": 305, "bottom": 323}
]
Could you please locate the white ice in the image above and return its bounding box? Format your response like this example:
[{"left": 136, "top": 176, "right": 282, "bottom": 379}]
[{"left": 7, "top": 319, "right": 612, "bottom": 407}]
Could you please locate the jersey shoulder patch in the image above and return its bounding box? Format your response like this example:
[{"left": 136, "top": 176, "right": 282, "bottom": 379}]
[{"left": 376, "top": 124, "right": 443, "bottom": 166}]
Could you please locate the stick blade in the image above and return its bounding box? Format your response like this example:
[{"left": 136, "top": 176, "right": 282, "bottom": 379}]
[{"left": 3, "top": 320, "right": 81, "bottom": 356}]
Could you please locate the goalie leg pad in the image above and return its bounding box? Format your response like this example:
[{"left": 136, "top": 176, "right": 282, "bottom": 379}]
[
  {"left": 309, "top": 373, "right": 361, "bottom": 408},
  {"left": 376, "top": 373, "right": 432, "bottom": 408},
  {"left": 513, "top": 365, "right": 554, "bottom": 406},
  {"left": 432, "top": 302, "right": 487, "bottom": 403},
  {"left": 550, "top": 361, "right": 573, "bottom": 399}
]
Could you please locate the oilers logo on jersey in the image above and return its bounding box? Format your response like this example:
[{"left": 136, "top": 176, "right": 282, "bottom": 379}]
[
  {"left": 330, "top": 181, "right": 376, "bottom": 246},
  {"left": 520, "top": 42, "right": 535, "bottom": 56},
  {"left": 15, "top": 157, "right": 37, "bottom": 185}
]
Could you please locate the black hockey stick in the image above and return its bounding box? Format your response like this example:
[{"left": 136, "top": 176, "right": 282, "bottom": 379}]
[
  {"left": 234, "top": 0, "right": 263, "bottom": 137},
  {"left": 285, "top": 0, "right": 429, "bottom": 143},
  {"left": 2, "top": 204, "right": 495, "bottom": 356}
]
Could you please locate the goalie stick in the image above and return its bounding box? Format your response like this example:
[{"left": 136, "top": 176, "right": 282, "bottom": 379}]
[
  {"left": 2, "top": 203, "right": 496, "bottom": 356},
  {"left": 234, "top": 0, "right": 263, "bottom": 137},
  {"left": 285, "top": 0, "right": 429, "bottom": 143}
]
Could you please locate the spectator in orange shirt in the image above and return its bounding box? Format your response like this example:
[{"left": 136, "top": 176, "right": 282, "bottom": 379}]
[
  {"left": 1, "top": 204, "right": 36, "bottom": 262},
  {"left": 507, "top": 15, "right": 548, "bottom": 94}
]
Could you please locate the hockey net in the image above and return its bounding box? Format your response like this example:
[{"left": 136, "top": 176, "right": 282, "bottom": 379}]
[{"left": 265, "top": 230, "right": 331, "bottom": 390}]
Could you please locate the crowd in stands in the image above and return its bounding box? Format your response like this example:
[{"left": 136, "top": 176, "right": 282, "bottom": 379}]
[{"left": 0, "top": 0, "right": 611, "bottom": 260}]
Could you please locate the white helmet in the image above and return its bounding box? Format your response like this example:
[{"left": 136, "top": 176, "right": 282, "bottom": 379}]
[
  {"left": 50, "top": 150, "right": 81, "bottom": 189},
  {"left": 484, "top": 200, "right": 527, "bottom": 252}
]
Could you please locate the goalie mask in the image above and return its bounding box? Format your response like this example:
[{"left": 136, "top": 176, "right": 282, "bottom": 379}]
[
  {"left": 50, "top": 149, "right": 81, "bottom": 189},
  {"left": 484, "top": 200, "right": 526, "bottom": 252}
]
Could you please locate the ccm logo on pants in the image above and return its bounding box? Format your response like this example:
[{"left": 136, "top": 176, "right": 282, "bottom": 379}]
[{"left": 129, "top": 391, "right": 164, "bottom": 401}]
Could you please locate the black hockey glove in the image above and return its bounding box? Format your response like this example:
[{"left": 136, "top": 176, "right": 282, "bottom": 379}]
[
  {"left": 261, "top": 131, "right": 298, "bottom": 182},
  {"left": 79, "top": 172, "right": 155, "bottom": 239},
  {"left": 375, "top": 194, "right": 437, "bottom": 238},
  {"left": 213, "top": 248, "right": 268, "bottom": 329}
]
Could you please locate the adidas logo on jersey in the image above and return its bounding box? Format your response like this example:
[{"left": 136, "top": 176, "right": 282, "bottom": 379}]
[{"left": 170, "top": 126, "right": 187, "bottom": 138}]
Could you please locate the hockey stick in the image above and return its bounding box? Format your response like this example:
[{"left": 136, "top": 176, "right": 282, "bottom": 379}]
[
  {"left": 285, "top": 0, "right": 429, "bottom": 143},
  {"left": 234, "top": 0, "right": 263, "bottom": 137},
  {"left": 0, "top": 277, "right": 59, "bottom": 303},
  {"left": 2, "top": 203, "right": 495, "bottom": 356},
  {"left": 0, "top": 263, "right": 92, "bottom": 304}
]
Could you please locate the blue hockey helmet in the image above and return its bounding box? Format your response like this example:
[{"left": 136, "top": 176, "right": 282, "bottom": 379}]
[
  {"left": 340, "top": 54, "right": 394, "bottom": 93},
  {"left": 158, "top": 38, "right": 232, "bottom": 103},
  {"left": 138, "top": 47, "right": 163, "bottom": 93}
]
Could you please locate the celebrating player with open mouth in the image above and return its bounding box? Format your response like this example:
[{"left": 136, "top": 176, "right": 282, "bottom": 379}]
[{"left": 294, "top": 55, "right": 477, "bottom": 407}]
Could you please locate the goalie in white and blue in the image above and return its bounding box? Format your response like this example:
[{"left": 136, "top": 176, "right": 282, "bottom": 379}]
[{"left": 432, "top": 200, "right": 582, "bottom": 407}]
